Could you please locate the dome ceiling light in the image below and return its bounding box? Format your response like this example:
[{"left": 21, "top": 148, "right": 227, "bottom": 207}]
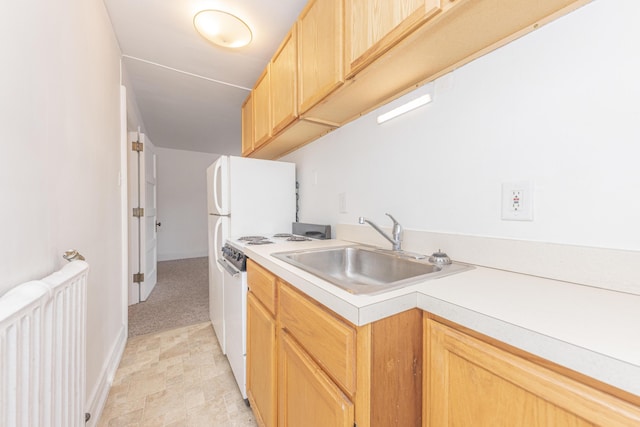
[{"left": 193, "top": 10, "right": 252, "bottom": 49}]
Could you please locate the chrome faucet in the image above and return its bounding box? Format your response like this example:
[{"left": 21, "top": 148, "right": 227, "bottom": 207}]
[{"left": 358, "top": 213, "right": 403, "bottom": 251}]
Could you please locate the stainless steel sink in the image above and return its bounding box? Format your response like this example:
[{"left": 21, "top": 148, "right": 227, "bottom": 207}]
[{"left": 272, "top": 245, "right": 472, "bottom": 295}]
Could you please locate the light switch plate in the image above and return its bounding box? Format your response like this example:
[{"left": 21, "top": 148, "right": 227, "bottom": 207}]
[
  {"left": 501, "top": 181, "right": 533, "bottom": 221},
  {"left": 338, "top": 192, "right": 347, "bottom": 213}
]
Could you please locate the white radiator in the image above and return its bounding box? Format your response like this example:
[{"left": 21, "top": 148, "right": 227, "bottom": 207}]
[{"left": 0, "top": 259, "right": 89, "bottom": 427}]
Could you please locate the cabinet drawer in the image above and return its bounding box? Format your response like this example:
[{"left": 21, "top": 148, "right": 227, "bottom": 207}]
[
  {"left": 247, "top": 259, "right": 277, "bottom": 315},
  {"left": 279, "top": 282, "right": 356, "bottom": 394}
]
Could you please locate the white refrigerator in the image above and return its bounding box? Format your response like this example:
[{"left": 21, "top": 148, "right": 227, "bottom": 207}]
[{"left": 206, "top": 155, "right": 295, "bottom": 354}]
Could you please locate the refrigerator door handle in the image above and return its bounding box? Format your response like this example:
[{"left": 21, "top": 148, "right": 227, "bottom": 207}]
[
  {"left": 212, "top": 158, "right": 224, "bottom": 214},
  {"left": 213, "top": 217, "right": 225, "bottom": 273}
]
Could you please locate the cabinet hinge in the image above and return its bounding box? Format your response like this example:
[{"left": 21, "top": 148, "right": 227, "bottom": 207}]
[
  {"left": 132, "top": 141, "right": 144, "bottom": 152},
  {"left": 132, "top": 207, "right": 144, "bottom": 217},
  {"left": 133, "top": 273, "right": 144, "bottom": 283}
]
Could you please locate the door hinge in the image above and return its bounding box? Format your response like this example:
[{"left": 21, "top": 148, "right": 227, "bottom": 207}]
[
  {"left": 133, "top": 273, "right": 144, "bottom": 283},
  {"left": 132, "top": 141, "right": 144, "bottom": 152},
  {"left": 133, "top": 207, "right": 144, "bottom": 217}
]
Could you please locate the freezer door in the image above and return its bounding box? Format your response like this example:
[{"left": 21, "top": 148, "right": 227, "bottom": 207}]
[
  {"left": 228, "top": 156, "right": 296, "bottom": 236},
  {"left": 207, "top": 156, "right": 229, "bottom": 215},
  {"left": 208, "top": 214, "right": 228, "bottom": 353}
]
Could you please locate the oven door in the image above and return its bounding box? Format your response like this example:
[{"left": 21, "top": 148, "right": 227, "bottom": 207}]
[{"left": 218, "top": 258, "right": 248, "bottom": 399}]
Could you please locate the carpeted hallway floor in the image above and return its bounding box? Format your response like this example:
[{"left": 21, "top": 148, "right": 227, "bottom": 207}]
[{"left": 128, "top": 257, "right": 210, "bottom": 337}]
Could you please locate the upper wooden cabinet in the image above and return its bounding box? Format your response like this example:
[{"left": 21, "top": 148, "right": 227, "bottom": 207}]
[
  {"left": 245, "top": 19, "right": 335, "bottom": 160},
  {"left": 252, "top": 67, "right": 271, "bottom": 149},
  {"left": 241, "top": 93, "right": 253, "bottom": 156},
  {"left": 297, "top": 0, "right": 344, "bottom": 115},
  {"left": 305, "top": 0, "right": 589, "bottom": 125},
  {"left": 270, "top": 25, "right": 298, "bottom": 135},
  {"left": 344, "top": 0, "right": 442, "bottom": 77},
  {"left": 244, "top": 0, "right": 588, "bottom": 159}
]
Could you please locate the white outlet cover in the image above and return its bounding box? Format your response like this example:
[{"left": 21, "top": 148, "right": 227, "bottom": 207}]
[{"left": 501, "top": 181, "right": 534, "bottom": 221}]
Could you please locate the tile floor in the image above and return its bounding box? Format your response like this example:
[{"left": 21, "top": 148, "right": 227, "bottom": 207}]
[{"left": 98, "top": 322, "right": 257, "bottom": 427}]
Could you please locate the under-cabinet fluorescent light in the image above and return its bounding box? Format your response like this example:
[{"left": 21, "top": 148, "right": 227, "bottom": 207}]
[{"left": 376, "top": 93, "right": 432, "bottom": 124}]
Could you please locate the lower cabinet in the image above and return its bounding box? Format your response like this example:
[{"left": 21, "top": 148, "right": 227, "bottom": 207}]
[
  {"left": 248, "top": 260, "right": 640, "bottom": 427},
  {"left": 247, "top": 292, "right": 277, "bottom": 427},
  {"left": 246, "top": 261, "right": 422, "bottom": 427},
  {"left": 424, "top": 318, "right": 640, "bottom": 427},
  {"left": 278, "top": 331, "right": 354, "bottom": 427}
]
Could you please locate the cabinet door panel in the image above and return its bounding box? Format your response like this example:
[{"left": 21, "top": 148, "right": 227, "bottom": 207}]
[
  {"left": 247, "top": 293, "right": 277, "bottom": 427},
  {"left": 345, "top": 0, "right": 441, "bottom": 76},
  {"left": 298, "top": 0, "right": 344, "bottom": 113},
  {"left": 271, "top": 25, "right": 298, "bottom": 135},
  {"left": 253, "top": 68, "right": 271, "bottom": 148},
  {"left": 425, "top": 319, "right": 640, "bottom": 427},
  {"left": 279, "top": 332, "right": 354, "bottom": 427}
]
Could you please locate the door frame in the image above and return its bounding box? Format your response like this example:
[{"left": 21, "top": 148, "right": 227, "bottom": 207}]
[
  {"left": 119, "top": 86, "right": 129, "bottom": 325},
  {"left": 127, "top": 130, "right": 141, "bottom": 305}
]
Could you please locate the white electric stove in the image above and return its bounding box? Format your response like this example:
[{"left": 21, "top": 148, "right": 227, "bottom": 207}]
[{"left": 220, "top": 228, "right": 329, "bottom": 401}]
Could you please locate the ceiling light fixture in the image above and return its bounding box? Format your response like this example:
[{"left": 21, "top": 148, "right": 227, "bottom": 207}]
[
  {"left": 376, "top": 93, "right": 433, "bottom": 124},
  {"left": 193, "top": 10, "right": 252, "bottom": 49}
]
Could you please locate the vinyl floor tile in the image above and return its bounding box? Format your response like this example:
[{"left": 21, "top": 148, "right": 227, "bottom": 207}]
[{"left": 98, "top": 322, "right": 256, "bottom": 427}]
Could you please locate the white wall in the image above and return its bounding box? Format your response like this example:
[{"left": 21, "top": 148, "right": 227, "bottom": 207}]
[
  {"left": 0, "top": 0, "right": 126, "bottom": 420},
  {"left": 122, "top": 65, "right": 147, "bottom": 135},
  {"left": 284, "top": 0, "right": 640, "bottom": 252},
  {"left": 156, "top": 147, "right": 220, "bottom": 261}
]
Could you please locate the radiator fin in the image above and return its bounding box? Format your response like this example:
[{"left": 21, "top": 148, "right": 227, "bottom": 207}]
[{"left": 0, "top": 261, "right": 89, "bottom": 427}]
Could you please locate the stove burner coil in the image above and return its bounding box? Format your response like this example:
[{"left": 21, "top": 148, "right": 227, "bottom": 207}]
[
  {"left": 238, "top": 235, "right": 268, "bottom": 241},
  {"left": 246, "top": 240, "right": 274, "bottom": 245},
  {"left": 287, "top": 236, "right": 311, "bottom": 241}
]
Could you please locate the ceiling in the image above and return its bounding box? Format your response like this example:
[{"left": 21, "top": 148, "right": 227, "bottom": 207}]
[{"left": 103, "top": 0, "right": 307, "bottom": 155}]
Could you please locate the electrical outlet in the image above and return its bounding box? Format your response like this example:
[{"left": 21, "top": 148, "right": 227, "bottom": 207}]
[
  {"left": 502, "top": 182, "right": 533, "bottom": 221},
  {"left": 511, "top": 190, "right": 522, "bottom": 212}
]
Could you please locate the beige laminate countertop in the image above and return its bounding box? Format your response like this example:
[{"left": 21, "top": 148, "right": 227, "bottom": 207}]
[{"left": 241, "top": 238, "right": 640, "bottom": 397}]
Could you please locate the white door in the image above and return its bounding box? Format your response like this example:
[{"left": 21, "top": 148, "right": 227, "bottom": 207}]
[
  {"left": 140, "top": 140, "right": 158, "bottom": 301},
  {"left": 127, "top": 131, "right": 158, "bottom": 304}
]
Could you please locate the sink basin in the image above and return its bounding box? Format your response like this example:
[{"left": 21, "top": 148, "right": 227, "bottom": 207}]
[{"left": 272, "top": 245, "right": 472, "bottom": 295}]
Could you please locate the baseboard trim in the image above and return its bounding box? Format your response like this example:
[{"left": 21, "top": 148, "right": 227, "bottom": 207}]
[
  {"left": 157, "top": 251, "right": 208, "bottom": 262},
  {"left": 85, "top": 324, "right": 127, "bottom": 426}
]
